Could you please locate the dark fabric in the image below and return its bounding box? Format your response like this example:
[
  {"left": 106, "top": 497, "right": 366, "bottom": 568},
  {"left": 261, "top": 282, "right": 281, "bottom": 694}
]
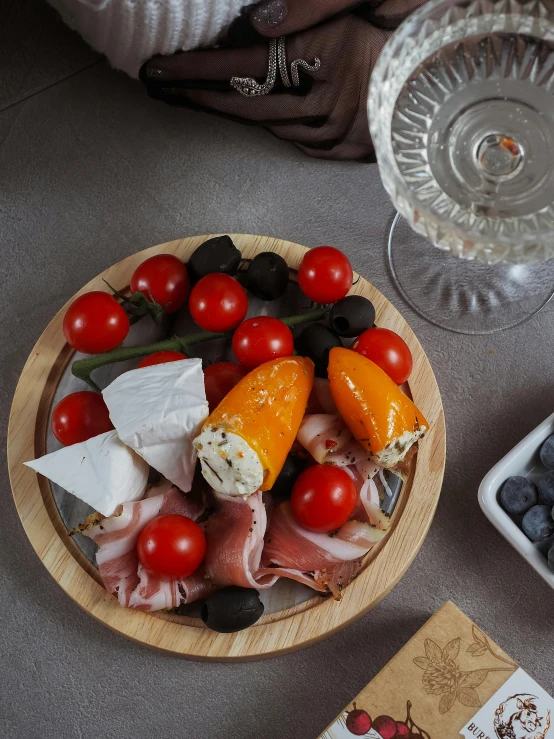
[{"left": 140, "top": 0, "right": 425, "bottom": 161}]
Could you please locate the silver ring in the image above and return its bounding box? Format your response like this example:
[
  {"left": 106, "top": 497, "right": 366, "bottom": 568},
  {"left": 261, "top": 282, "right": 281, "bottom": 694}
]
[{"left": 230, "top": 37, "right": 320, "bottom": 97}]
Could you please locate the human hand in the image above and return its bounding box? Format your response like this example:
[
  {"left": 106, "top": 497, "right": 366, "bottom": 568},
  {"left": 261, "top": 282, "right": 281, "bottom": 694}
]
[{"left": 140, "top": 0, "right": 424, "bottom": 160}]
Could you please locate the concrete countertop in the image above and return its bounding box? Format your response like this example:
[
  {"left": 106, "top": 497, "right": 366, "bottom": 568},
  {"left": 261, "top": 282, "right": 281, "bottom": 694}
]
[{"left": 1, "top": 5, "right": 554, "bottom": 738}]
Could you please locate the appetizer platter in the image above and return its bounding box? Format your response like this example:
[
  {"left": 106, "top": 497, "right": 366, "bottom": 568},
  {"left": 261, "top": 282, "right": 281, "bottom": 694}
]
[{"left": 8, "top": 234, "right": 445, "bottom": 660}]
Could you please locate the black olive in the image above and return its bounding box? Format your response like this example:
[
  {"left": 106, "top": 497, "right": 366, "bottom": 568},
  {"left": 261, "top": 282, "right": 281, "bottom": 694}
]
[
  {"left": 296, "top": 323, "right": 342, "bottom": 378},
  {"left": 329, "top": 296, "right": 376, "bottom": 338},
  {"left": 271, "top": 455, "right": 307, "bottom": 501},
  {"left": 247, "top": 251, "right": 289, "bottom": 300},
  {"left": 201, "top": 586, "right": 264, "bottom": 633},
  {"left": 187, "top": 235, "right": 242, "bottom": 283}
]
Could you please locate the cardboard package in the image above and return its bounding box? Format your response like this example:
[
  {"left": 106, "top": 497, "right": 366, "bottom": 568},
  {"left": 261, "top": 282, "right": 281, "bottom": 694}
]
[{"left": 318, "top": 601, "right": 552, "bottom": 739}]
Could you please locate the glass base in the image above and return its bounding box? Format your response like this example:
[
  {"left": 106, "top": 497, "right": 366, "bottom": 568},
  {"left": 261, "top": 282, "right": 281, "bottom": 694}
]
[{"left": 388, "top": 214, "right": 554, "bottom": 335}]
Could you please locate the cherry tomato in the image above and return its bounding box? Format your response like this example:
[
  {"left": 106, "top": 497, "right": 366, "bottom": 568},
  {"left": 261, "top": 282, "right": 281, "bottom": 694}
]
[
  {"left": 130, "top": 254, "right": 189, "bottom": 314},
  {"left": 63, "top": 291, "right": 130, "bottom": 354},
  {"left": 203, "top": 362, "right": 248, "bottom": 412},
  {"left": 189, "top": 273, "right": 248, "bottom": 332},
  {"left": 298, "top": 246, "right": 353, "bottom": 304},
  {"left": 137, "top": 350, "right": 187, "bottom": 368},
  {"left": 291, "top": 465, "right": 356, "bottom": 533},
  {"left": 137, "top": 514, "right": 206, "bottom": 580},
  {"left": 51, "top": 391, "right": 114, "bottom": 446},
  {"left": 232, "top": 316, "right": 294, "bottom": 369},
  {"left": 351, "top": 328, "right": 413, "bottom": 384}
]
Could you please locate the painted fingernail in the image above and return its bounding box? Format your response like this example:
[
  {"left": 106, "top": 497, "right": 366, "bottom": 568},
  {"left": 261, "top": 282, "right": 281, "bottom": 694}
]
[{"left": 250, "top": 0, "right": 288, "bottom": 31}]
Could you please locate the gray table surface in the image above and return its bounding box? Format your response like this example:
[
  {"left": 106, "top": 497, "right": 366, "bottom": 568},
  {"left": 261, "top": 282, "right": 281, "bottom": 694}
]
[{"left": 2, "top": 4, "right": 554, "bottom": 738}]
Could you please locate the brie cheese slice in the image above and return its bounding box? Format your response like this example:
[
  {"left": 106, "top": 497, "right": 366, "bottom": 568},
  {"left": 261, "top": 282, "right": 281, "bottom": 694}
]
[
  {"left": 102, "top": 357, "right": 209, "bottom": 492},
  {"left": 25, "top": 430, "right": 149, "bottom": 516}
]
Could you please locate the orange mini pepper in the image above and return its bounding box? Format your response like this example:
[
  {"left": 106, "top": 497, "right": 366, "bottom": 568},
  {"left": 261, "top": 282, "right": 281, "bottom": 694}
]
[
  {"left": 328, "top": 347, "right": 428, "bottom": 469},
  {"left": 199, "top": 356, "right": 314, "bottom": 492}
]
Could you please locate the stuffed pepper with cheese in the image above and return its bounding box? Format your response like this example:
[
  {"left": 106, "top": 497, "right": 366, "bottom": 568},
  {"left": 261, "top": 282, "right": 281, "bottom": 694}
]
[
  {"left": 194, "top": 356, "right": 314, "bottom": 496},
  {"left": 328, "top": 347, "right": 428, "bottom": 469}
]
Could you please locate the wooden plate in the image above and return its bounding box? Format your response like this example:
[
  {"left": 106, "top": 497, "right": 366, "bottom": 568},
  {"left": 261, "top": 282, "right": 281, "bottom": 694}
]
[{"left": 7, "top": 234, "right": 445, "bottom": 660}]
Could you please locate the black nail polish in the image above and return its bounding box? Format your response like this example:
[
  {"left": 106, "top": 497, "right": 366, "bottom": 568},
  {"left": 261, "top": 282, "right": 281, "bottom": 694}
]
[{"left": 250, "top": 0, "right": 288, "bottom": 31}]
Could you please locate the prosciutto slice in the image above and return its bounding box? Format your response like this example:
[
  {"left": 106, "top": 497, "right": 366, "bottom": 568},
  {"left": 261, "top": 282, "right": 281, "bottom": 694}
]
[
  {"left": 306, "top": 378, "right": 338, "bottom": 415},
  {"left": 262, "top": 484, "right": 392, "bottom": 599},
  {"left": 263, "top": 503, "right": 368, "bottom": 571},
  {"left": 262, "top": 503, "right": 374, "bottom": 599},
  {"left": 204, "top": 491, "right": 279, "bottom": 589},
  {"left": 298, "top": 414, "right": 380, "bottom": 468},
  {"left": 82, "top": 487, "right": 207, "bottom": 611}
]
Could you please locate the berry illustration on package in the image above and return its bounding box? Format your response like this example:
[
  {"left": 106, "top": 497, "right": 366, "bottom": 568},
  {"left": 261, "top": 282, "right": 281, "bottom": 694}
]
[{"left": 324, "top": 700, "right": 430, "bottom": 738}]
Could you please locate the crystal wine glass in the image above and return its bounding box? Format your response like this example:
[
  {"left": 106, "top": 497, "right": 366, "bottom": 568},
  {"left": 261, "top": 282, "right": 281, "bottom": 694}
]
[{"left": 369, "top": 0, "right": 554, "bottom": 334}]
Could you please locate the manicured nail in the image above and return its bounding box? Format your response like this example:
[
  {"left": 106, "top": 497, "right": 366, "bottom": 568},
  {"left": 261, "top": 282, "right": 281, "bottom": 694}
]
[{"left": 251, "top": 0, "right": 288, "bottom": 31}]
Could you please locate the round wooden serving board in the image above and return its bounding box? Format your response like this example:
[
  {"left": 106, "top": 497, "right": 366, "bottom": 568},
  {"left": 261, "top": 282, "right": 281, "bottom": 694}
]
[{"left": 8, "top": 234, "right": 445, "bottom": 661}]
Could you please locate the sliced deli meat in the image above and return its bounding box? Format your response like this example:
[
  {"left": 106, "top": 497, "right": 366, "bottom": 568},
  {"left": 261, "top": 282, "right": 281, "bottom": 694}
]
[
  {"left": 82, "top": 487, "right": 208, "bottom": 611},
  {"left": 306, "top": 377, "right": 338, "bottom": 415},
  {"left": 103, "top": 358, "right": 209, "bottom": 493},
  {"left": 263, "top": 502, "right": 368, "bottom": 572},
  {"left": 204, "top": 491, "right": 279, "bottom": 589},
  {"left": 25, "top": 430, "right": 149, "bottom": 516},
  {"left": 262, "top": 503, "right": 368, "bottom": 599},
  {"left": 297, "top": 413, "right": 378, "bottom": 468}
]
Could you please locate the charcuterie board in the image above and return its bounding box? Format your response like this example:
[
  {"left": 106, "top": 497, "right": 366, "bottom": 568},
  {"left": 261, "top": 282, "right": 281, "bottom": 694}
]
[{"left": 7, "top": 234, "right": 445, "bottom": 660}]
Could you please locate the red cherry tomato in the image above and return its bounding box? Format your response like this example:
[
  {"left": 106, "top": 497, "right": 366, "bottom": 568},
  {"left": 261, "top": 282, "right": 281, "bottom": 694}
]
[
  {"left": 51, "top": 391, "right": 114, "bottom": 446},
  {"left": 137, "top": 350, "right": 187, "bottom": 368},
  {"left": 189, "top": 273, "right": 248, "bottom": 332},
  {"left": 137, "top": 514, "right": 206, "bottom": 580},
  {"left": 203, "top": 362, "right": 248, "bottom": 412},
  {"left": 232, "top": 316, "right": 294, "bottom": 369},
  {"left": 298, "top": 246, "right": 353, "bottom": 304},
  {"left": 291, "top": 466, "right": 356, "bottom": 533},
  {"left": 63, "top": 291, "right": 130, "bottom": 354},
  {"left": 351, "top": 327, "right": 413, "bottom": 385},
  {"left": 130, "top": 254, "right": 189, "bottom": 314}
]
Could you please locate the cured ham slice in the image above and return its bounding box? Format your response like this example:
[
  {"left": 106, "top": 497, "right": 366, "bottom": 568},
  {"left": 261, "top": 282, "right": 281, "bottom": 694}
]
[
  {"left": 262, "top": 499, "right": 390, "bottom": 598},
  {"left": 128, "top": 565, "right": 181, "bottom": 612},
  {"left": 336, "top": 520, "right": 387, "bottom": 548},
  {"left": 306, "top": 378, "right": 338, "bottom": 415},
  {"left": 82, "top": 487, "right": 206, "bottom": 611},
  {"left": 127, "top": 566, "right": 216, "bottom": 612},
  {"left": 263, "top": 503, "right": 368, "bottom": 572},
  {"left": 314, "top": 559, "right": 363, "bottom": 599},
  {"left": 297, "top": 414, "right": 378, "bottom": 468},
  {"left": 204, "top": 492, "right": 279, "bottom": 590}
]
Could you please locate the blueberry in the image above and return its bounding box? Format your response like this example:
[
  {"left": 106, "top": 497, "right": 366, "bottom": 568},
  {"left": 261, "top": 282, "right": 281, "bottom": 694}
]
[
  {"left": 540, "top": 434, "right": 554, "bottom": 470},
  {"left": 499, "top": 476, "right": 537, "bottom": 515},
  {"left": 548, "top": 542, "right": 554, "bottom": 573},
  {"left": 295, "top": 323, "right": 342, "bottom": 378},
  {"left": 247, "top": 252, "right": 289, "bottom": 301},
  {"left": 522, "top": 505, "right": 554, "bottom": 542},
  {"left": 201, "top": 587, "right": 264, "bottom": 633},
  {"left": 538, "top": 470, "right": 554, "bottom": 506},
  {"left": 187, "top": 235, "right": 241, "bottom": 283},
  {"left": 329, "top": 295, "right": 376, "bottom": 338}
]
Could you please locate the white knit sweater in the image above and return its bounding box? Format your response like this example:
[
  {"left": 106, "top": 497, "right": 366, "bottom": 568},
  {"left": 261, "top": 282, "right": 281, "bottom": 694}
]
[{"left": 49, "top": 0, "right": 252, "bottom": 77}]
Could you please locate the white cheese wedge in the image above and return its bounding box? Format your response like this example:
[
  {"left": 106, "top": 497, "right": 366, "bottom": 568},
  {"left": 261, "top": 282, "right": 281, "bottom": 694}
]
[
  {"left": 193, "top": 425, "right": 264, "bottom": 497},
  {"left": 102, "top": 357, "right": 209, "bottom": 492},
  {"left": 25, "top": 430, "right": 149, "bottom": 516}
]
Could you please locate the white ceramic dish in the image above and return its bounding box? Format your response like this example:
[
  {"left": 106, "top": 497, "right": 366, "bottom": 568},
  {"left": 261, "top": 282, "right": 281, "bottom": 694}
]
[{"left": 479, "top": 412, "right": 554, "bottom": 587}]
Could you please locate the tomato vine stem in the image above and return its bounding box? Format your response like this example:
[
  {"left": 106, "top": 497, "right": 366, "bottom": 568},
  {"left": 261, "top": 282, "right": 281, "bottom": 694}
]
[{"left": 71, "top": 307, "right": 328, "bottom": 391}]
